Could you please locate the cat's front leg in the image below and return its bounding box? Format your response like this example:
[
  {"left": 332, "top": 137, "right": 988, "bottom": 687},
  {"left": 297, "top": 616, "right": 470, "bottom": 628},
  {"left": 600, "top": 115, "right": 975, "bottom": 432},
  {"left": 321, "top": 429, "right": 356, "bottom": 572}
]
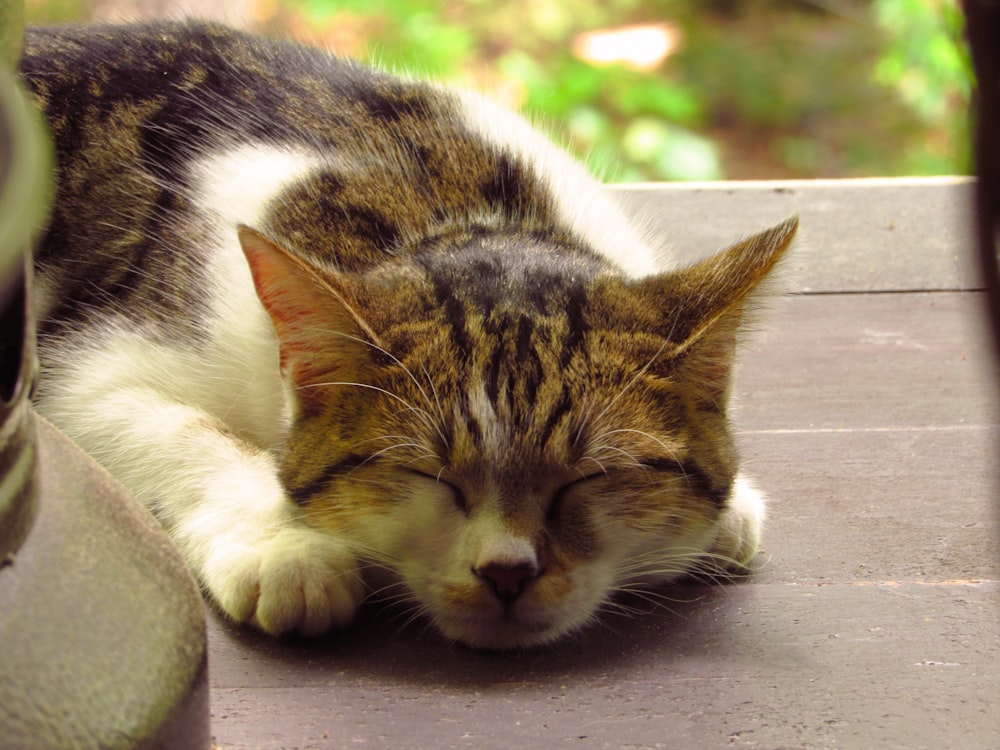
[
  {"left": 156, "top": 420, "right": 366, "bottom": 637},
  {"left": 195, "top": 518, "right": 365, "bottom": 637},
  {"left": 39, "top": 384, "right": 363, "bottom": 636},
  {"left": 182, "top": 453, "right": 364, "bottom": 635}
]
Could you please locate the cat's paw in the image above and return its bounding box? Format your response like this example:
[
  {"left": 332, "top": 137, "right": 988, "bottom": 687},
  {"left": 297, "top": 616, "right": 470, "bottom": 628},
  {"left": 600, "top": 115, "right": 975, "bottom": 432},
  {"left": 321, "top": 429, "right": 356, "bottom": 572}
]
[
  {"left": 708, "top": 475, "right": 765, "bottom": 573},
  {"left": 204, "top": 526, "right": 364, "bottom": 637}
]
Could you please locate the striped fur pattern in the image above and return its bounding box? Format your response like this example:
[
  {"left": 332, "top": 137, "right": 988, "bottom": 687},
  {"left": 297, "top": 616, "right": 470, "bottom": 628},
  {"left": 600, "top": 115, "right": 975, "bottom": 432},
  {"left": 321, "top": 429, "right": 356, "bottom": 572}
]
[{"left": 21, "top": 21, "right": 797, "bottom": 648}]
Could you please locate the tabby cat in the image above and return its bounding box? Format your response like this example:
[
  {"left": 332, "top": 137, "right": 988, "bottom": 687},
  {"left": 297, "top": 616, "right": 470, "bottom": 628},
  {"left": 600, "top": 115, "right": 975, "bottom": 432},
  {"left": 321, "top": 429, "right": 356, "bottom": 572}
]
[{"left": 19, "top": 21, "right": 796, "bottom": 649}]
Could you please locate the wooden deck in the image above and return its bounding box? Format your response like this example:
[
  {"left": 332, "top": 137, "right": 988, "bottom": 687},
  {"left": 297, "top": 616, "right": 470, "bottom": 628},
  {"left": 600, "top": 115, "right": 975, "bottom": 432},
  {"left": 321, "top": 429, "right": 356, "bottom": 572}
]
[{"left": 207, "top": 178, "right": 999, "bottom": 750}]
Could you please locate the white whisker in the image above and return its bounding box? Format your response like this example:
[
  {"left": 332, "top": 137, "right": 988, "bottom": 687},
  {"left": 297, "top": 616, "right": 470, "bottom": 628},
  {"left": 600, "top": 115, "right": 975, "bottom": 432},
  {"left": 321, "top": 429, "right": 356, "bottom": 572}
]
[{"left": 590, "top": 428, "right": 682, "bottom": 465}]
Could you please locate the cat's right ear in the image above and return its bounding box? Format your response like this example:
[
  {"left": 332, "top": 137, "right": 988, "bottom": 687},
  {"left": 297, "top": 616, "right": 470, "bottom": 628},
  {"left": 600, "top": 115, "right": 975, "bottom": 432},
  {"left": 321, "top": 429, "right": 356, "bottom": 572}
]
[{"left": 238, "top": 226, "right": 382, "bottom": 392}]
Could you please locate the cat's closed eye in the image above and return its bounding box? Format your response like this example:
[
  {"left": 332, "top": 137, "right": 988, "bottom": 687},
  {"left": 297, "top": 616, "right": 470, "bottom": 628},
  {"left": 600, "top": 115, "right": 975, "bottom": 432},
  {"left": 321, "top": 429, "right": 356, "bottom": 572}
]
[
  {"left": 405, "top": 469, "right": 469, "bottom": 515},
  {"left": 547, "top": 473, "right": 602, "bottom": 522}
]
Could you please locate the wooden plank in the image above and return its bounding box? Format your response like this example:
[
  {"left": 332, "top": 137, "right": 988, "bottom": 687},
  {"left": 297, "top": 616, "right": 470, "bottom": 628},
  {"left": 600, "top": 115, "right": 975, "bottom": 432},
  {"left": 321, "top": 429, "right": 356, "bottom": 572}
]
[
  {"left": 610, "top": 177, "right": 979, "bottom": 293},
  {"left": 208, "top": 582, "right": 998, "bottom": 749},
  {"left": 731, "top": 292, "right": 997, "bottom": 432},
  {"left": 744, "top": 426, "right": 998, "bottom": 584}
]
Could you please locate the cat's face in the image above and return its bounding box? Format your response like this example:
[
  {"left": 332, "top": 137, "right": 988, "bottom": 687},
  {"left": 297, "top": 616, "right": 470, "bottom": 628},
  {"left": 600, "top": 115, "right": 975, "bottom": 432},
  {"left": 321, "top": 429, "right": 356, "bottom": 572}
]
[
  {"left": 285, "top": 321, "right": 730, "bottom": 648},
  {"left": 240, "top": 218, "right": 796, "bottom": 648}
]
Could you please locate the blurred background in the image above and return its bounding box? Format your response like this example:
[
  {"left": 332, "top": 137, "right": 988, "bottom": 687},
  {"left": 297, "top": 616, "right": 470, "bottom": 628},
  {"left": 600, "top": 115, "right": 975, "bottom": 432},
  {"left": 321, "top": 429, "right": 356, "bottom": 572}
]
[{"left": 25, "top": 0, "right": 971, "bottom": 183}]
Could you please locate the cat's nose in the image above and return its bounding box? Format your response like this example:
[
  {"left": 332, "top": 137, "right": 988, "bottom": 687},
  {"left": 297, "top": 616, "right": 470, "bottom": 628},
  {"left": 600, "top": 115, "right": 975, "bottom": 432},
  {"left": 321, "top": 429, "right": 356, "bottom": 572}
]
[{"left": 474, "top": 561, "right": 541, "bottom": 605}]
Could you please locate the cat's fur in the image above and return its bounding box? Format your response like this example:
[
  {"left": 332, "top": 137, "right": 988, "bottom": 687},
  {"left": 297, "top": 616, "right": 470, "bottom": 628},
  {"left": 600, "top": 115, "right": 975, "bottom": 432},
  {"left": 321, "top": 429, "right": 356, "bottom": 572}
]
[{"left": 19, "top": 21, "right": 797, "bottom": 649}]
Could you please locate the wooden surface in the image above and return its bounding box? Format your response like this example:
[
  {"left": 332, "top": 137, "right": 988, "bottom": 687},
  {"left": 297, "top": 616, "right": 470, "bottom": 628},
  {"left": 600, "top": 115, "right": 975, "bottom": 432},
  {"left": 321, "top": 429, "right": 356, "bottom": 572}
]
[{"left": 208, "top": 178, "right": 999, "bottom": 750}]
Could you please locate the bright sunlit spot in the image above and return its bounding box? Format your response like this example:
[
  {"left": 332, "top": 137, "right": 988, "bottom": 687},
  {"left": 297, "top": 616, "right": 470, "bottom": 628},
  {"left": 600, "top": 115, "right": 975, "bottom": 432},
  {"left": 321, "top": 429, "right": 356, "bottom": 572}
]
[{"left": 571, "top": 24, "right": 680, "bottom": 71}]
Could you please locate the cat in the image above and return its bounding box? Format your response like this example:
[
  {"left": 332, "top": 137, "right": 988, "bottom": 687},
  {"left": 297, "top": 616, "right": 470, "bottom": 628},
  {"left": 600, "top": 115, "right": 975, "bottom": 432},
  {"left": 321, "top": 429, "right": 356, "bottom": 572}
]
[{"left": 19, "top": 20, "right": 797, "bottom": 650}]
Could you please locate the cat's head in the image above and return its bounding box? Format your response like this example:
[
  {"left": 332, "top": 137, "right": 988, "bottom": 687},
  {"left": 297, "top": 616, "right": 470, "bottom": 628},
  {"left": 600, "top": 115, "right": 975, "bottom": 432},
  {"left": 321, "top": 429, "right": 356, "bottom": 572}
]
[{"left": 239, "top": 216, "right": 797, "bottom": 648}]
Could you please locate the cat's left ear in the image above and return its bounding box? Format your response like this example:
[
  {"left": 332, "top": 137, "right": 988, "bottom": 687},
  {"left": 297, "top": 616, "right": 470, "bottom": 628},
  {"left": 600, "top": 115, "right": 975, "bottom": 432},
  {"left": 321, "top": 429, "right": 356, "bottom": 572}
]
[
  {"left": 238, "top": 226, "right": 382, "bottom": 390},
  {"left": 610, "top": 215, "right": 798, "bottom": 401}
]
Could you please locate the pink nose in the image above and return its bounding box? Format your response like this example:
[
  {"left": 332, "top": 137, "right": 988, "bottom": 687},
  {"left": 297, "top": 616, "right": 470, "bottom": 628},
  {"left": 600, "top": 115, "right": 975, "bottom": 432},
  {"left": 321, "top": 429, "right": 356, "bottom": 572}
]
[{"left": 474, "top": 562, "right": 541, "bottom": 604}]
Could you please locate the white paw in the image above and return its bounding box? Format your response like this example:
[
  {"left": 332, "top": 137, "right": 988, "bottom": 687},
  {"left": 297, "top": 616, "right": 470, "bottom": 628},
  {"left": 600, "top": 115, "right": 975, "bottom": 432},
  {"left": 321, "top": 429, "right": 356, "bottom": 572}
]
[
  {"left": 709, "top": 474, "right": 765, "bottom": 571},
  {"left": 203, "top": 526, "right": 364, "bottom": 637}
]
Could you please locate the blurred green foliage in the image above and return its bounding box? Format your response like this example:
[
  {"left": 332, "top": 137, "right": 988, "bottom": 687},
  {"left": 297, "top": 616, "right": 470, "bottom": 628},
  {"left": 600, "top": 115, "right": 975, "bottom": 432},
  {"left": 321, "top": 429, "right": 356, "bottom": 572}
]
[
  {"left": 1, "top": 0, "right": 26, "bottom": 66},
  {"left": 278, "top": 0, "right": 971, "bottom": 181},
  {"left": 25, "top": 0, "right": 972, "bottom": 182},
  {"left": 873, "top": 0, "right": 971, "bottom": 173}
]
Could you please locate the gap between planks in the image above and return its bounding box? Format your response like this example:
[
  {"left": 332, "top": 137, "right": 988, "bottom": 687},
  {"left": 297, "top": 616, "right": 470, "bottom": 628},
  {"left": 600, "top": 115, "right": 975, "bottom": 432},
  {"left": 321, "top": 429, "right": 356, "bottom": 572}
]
[{"left": 739, "top": 424, "right": 996, "bottom": 435}]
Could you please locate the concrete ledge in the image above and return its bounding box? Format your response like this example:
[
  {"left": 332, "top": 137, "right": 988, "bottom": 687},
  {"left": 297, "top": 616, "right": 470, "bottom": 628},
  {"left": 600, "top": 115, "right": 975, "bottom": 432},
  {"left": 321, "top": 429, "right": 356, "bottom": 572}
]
[{"left": 0, "top": 416, "right": 210, "bottom": 750}]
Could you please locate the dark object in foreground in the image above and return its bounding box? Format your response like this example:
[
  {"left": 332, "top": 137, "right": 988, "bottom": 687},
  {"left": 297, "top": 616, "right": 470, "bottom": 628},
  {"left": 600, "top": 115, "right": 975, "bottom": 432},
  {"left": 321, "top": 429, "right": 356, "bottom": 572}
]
[{"left": 0, "top": 47, "right": 210, "bottom": 750}]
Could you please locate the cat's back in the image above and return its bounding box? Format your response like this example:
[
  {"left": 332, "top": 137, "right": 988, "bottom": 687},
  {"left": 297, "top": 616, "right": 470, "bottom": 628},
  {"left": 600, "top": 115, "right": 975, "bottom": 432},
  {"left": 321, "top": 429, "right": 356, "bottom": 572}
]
[
  {"left": 22, "top": 21, "right": 660, "bottom": 284},
  {"left": 20, "top": 21, "right": 373, "bottom": 142},
  {"left": 24, "top": 21, "right": 666, "bottom": 361},
  {"left": 18, "top": 21, "right": 390, "bottom": 211}
]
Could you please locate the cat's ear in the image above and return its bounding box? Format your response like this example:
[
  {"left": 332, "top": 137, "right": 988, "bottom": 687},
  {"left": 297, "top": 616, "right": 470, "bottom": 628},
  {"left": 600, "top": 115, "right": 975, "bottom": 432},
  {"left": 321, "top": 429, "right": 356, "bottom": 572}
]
[
  {"left": 617, "top": 215, "right": 798, "bottom": 402},
  {"left": 238, "top": 226, "right": 381, "bottom": 390}
]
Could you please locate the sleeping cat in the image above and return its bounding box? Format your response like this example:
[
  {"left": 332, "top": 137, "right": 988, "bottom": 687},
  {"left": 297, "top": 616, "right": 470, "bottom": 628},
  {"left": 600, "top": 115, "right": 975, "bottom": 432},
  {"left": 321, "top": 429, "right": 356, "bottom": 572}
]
[{"left": 19, "top": 21, "right": 796, "bottom": 649}]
